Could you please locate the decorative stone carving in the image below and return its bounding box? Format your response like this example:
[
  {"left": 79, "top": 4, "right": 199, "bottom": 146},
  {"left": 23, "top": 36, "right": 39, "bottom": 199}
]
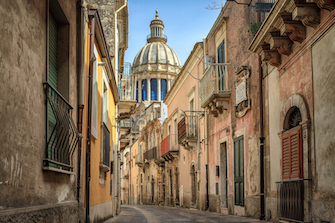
[
  {"left": 292, "top": 4, "right": 320, "bottom": 28},
  {"left": 270, "top": 36, "right": 293, "bottom": 55},
  {"left": 316, "top": 0, "right": 335, "bottom": 11},
  {"left": 261, "top": 50, "right": 282, "bottom": 67},
  {"left": 280, "top": 21, "right": 306, "bottom": 43},
  {"left": 235, "top": 66, "right": 251, "bottom": 117}
]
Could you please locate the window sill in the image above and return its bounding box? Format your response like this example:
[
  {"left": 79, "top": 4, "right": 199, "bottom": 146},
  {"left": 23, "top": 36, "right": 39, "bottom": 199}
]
[{"left": 43, "top": 166, "right": 75, "bottom": 175}]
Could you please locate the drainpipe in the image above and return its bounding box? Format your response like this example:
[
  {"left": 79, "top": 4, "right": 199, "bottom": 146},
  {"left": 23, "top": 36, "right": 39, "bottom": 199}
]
[
  {"left": 86, "top": 10, "right": 96, "bottom": 223},
  {"left": 259, "top": 56, "right": 265, "bottom": 220},
  {"left": 76, "top": 0, "right": 85, "bottom": 205}
]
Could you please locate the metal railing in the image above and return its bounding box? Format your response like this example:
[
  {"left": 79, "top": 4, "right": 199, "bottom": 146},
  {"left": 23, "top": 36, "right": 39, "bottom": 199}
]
[
  {"left": 147, "top": 34, "right": 167, "bottom": 42},
  {"left": 135, "top": 153, "right": 143, "bottom": 164},
  {"left": 254, "top": 0, "right": 276, "bottom": 12},
  {"left": 43, "top": 82, "right": 80, "bottom": 170},
  {"left": 119, "top": 62, "right": 133, "bottom": 101},
  {"left": 161, "top": 134, "right": 178, "bottom": 156},
  {"left": 276, "top": 179, "right": 306, "bottom": 222},
  {"left": 144, "top": 147, "right": 158, "bottom": 160},
  {"left": 102, "top": 123, "right": 110, "bottom": 166},
  {"left": 178, "top": 116, "right": 198, "bottom": 144},
  {"left": 199, "top": 64, "right": 230, "bottom": 107},
  {"left": 120, "top": 118, "right": 132, "bottom": 127}
]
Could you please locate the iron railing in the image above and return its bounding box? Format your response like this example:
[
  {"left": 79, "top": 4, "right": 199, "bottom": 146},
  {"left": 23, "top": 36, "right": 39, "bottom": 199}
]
[
  {"left": 135, "top": 153, "right": 143, "bottom": 164},
  {"left": 178, "top": 116, "right": 197, "bottom": 144},
  {"left": 144, "top": 147, "right": 158, "bottom": 160},
  {"left": 120, "top": 118, "right": 132, "bottom": 127},
  {"left": 43, "top": 82, "right": 80, "bottom": 171},
  {"left": 161, "top": 134, "right": 178, "bottom": 156},
  {"left": 276, "top": 179, "right": 306, "bottom": 222},
  {"left": 119, "top": 62, "right": 133, "bottom": 100},
  {"left": 199, "top": 64, "right": 230, "bottom": 107},
  {"left": 147, "top": 34, "right": 167, "bottom": 42},
  {"left": 102, "top": 123, "right": 110, "bottom": 166}
]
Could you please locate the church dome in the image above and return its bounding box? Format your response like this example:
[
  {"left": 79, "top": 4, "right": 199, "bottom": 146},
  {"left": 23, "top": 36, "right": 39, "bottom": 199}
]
[{"left": 132, "top": 10, "right": 181, "bottom": 75}]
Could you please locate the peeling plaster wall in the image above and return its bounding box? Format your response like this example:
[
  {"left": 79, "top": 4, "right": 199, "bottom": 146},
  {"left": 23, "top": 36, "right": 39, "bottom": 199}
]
[
  {"left": 311, "top": 24, "right": 335, "bottom": 223},
  {"left": 0, "top": 0, "right": 79, "bottom": 221}
]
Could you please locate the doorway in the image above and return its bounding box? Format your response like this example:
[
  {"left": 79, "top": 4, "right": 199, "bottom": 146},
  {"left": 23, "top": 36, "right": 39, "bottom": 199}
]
[{"left": 220, "top": 142, "right": 228, "bottom": 208}]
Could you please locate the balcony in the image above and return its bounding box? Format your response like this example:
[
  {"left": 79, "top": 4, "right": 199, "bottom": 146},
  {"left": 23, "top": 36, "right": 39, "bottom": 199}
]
[
  {"left": 178, "top": 116, "right": 198, "bottom": 150},
  {"left": 161, "top": 134, "right": 179, "bottom": 161},
  {"left": 43, "top": 82, "right": 81, "bottom": 174},
  {"left": 276, "top": 179, "right": 307, "bottom": 222},
  {"left": 135, "top": 153, "right": 143, "bottom": 167},
  {"left": 100, "top": 123, "right": 110, "bottom": 172},
  {"left": 118, "top": 62, "right": 136, "bottom": 120},
  {"left": 119, "top": 118, "right": 131, "bottom": 152},
  {"left": 199, "top": 64, "right": 230, "bottom": 117},
  {"left": 144, "top": 147, "right": 158, "bottom": 161}
]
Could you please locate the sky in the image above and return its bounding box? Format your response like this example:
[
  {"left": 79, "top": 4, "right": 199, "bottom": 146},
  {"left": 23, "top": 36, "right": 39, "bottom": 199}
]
[{"left": 124, "top": 0, "right": 224, "bottom": 67}]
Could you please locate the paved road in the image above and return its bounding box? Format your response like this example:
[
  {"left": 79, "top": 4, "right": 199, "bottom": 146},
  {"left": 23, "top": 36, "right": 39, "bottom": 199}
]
[{"left": 104, "top": 205, "right": 271, "bottom": 223}]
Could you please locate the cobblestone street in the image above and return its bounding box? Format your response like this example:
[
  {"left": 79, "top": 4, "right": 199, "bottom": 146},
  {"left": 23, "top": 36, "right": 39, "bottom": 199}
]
[{"left": 104, "top": 205, "right": 271, "bottom": 223}]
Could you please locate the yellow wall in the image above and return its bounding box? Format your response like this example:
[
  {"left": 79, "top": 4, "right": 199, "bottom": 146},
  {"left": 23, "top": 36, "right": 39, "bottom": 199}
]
[{"left": 83, "top": 22, "right": 117, "bottom": 207}]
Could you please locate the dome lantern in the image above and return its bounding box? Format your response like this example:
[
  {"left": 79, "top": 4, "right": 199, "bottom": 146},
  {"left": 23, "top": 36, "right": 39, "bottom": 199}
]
[{"left": 147, "top": 10, "right": 167, "bottom": 44}]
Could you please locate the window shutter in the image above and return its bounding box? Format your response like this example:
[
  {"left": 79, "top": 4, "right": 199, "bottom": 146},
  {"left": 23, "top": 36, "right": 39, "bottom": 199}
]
[
  {"left": 217, "top": 40, "right": 225, "bottom": 91},
  {"left": 282, "top": 125, "right": 302, "bottom": 179},
  {"left": 48, "top": 13, "right": 58, "bottom": 163},
  {"left": 91, "top": 46, "right": 98, "bottom": 139},
  {"left": 234, "top": 136, "right": 244, "bottom": 206}
]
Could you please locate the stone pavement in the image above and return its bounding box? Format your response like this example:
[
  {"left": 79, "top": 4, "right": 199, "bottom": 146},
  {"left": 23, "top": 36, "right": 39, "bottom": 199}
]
[{"left": 104, "top": 205, "right": 272, "bottom": 223}]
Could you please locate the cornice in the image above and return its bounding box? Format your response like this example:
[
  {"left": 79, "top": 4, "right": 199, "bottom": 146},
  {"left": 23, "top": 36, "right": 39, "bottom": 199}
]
[
  {"left": 207, "top": 2, "right": 229, "bottom": 38},
  {"left": 164, "top": 42, "right": 203, "bottom": 105}
]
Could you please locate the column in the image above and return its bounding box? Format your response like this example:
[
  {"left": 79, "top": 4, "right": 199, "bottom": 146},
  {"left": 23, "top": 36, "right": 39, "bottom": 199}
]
[
  {"left": 138, "top": 79, "right": 142, "bottom": 103},
  {"left": 147, "top": 78, "right": 151, "bottom": 101},
  {"left": 167, "top": 79, "right": 171, "bottom": 91},
  {"left": 157, "top": 78, "right": 161, "bottom": 101},
  {"left": 134, "top": 76, "right": 138, "bottom": 101}
]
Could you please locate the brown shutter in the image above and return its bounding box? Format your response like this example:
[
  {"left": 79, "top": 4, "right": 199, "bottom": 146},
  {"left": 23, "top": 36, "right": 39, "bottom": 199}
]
[{"left": 282, "top": 126, "right": 303, "bottom": 179}]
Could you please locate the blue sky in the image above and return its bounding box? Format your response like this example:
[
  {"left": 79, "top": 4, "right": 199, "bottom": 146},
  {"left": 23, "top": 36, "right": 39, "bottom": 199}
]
[{"left": 124, "top": 0, "right": 223, "bottom": 66}]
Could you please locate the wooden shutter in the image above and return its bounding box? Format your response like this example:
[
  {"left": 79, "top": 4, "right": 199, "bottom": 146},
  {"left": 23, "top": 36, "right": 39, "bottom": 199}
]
[
  {"left": 48, "top": 13, "right": 57, "bottom": 162},
  {"left": 282, "top": 125, "right": 303, "bottom": 179},
  {"left": 234, "top": 136, "right": 244, "bottom": 206}
]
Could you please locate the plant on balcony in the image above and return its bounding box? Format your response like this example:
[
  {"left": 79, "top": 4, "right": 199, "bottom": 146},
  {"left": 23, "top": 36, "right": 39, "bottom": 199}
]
[{"left": 248, "top": 22, "right": 262, "bottom": 36}]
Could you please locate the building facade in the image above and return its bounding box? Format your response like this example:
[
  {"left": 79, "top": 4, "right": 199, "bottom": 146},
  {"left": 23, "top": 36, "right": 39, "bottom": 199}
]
[
  {"left": 0, "top": 0, "right": 81, "bottom": 221},
  {"left": 249, "top": 0, "right": 335, "bottom": 222}
]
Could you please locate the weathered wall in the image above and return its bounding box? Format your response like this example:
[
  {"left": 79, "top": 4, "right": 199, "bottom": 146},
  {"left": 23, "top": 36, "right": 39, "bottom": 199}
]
[
  {"left": 0, "top": 0, "right": 79, "bottom": 216},
  {"left": 311, "top": 23, "right": 335, "bottom": 223}
]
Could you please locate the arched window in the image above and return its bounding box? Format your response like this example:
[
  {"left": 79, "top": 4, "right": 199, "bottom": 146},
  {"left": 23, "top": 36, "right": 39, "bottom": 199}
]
[
  {"left": 161, "top": 79, "right": 167, "bottom": 101},
  {"left": 151, "top": 79, "right": 157, "bottom": 101},
  {"left": 142, "top": 79, "right": 147, "bottom": 101},
  {"left": 136, "top": 81, "right": 138, "bottom": 102}
]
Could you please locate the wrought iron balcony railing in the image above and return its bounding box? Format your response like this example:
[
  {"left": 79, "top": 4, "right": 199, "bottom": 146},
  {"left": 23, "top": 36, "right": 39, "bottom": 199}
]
[
  {"left": 120, "top": 118, "right": 132, "bottom": 128},
  {"left": 102, "top": 123, "right": 110, "bottom": 166},
  {"left": 144, "top": 147, "right": 158, "bottom": 161},
  {"left": 135, "top": 153, "right": 143, "bottom": 165},
  {"left": 161, "top": 134, "right": 178, "bottom": 156},
  {"left": 178, "top": 116, "right": 198, "bottom": 149},
  {"left": 199, "top": 64, "right": 230, "bottom": 108},
  {"left": 43, "top": 82, "right": 81, "bottom": 171},
  {"left": 276, "top": 179, "right": 308, "bottom": 222}
]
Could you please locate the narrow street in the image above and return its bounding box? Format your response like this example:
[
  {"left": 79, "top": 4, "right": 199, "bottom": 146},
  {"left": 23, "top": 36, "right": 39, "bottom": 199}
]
[{"left": 104, "top": 205, "right": 271, "bottom": 223}]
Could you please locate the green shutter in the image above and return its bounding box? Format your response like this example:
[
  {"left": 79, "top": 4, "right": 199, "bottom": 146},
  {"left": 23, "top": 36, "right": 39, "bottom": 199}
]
[
  {"left": 234, "top": 136, "right": 244, "bottom": 206},
  {"left": 217, "top": 40, "right": 225, "bottom": 91},
  {"left": 48, "top": 13, "right": 57, "bottom": 162}
]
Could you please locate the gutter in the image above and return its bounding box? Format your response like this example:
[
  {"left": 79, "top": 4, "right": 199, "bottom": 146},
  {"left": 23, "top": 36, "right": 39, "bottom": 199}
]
[{"left": 259, "top": 56, "right": 265, "bottom": 220}]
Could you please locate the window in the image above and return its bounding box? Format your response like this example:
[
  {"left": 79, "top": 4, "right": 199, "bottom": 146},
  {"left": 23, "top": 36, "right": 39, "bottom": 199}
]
[
  {"left": 151, "top": 79, "right": 157, "bottom": 100},
  {"left": 217, "top": 39, "right": 225, "bottom": 91},
  {"left": 142, "top": 79, "right": 147, "bottom": 101},
  {"left": 91, "top": 45, "right": 98, "bottom": 139},
  {"left": 282, "top": 107, "right": 303, "bottom": 179},
  {"left": 234, "top": 135, "right": 244, "bottom": 206},
  {"left": 44, "top": 1, "right": 79, "bottom": 171},
  {"left": 136, "top": 81, "right": 138, "bottom": 102},
  {"left": 161, "top": 79, "right": 167, "bottom": 100}
]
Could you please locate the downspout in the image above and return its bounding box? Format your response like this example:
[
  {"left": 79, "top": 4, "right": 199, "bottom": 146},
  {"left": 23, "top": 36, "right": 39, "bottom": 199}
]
[
  {"left": 86, "top": 10, "right": 96, "bottom": 223},
  {"left": 259, "top": 56, "right": 265, "bottom": 220},
  {"left": 77, "top": 0, "right": 85, "bottom": 205},
  {"left": 196, "top": 47, "right": 202, "bottom": 210},
  {"left": 203, "top": 37, "right": 209, "bottom": 211}
]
